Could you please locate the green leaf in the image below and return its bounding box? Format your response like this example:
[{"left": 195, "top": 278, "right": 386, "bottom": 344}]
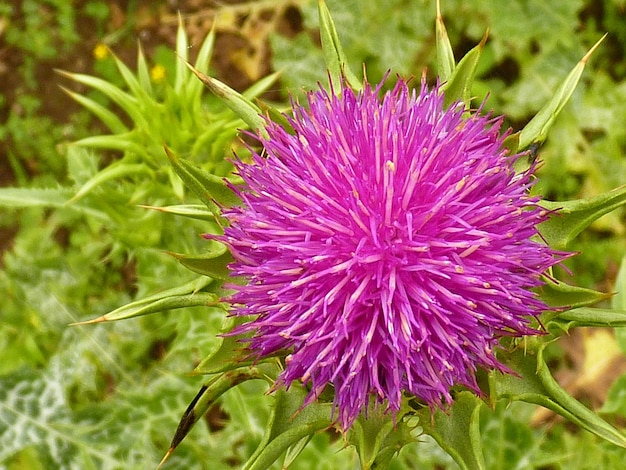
[
  {"left": 112, "top": 49, "right": 153, "bottom": 104},
  {"left": 56, "top": 69, "right": 149, "bottom": 129},
  {"left": 184, "top": 64, "right": 267, "bottom": 136},
  {"left": 191, "top": 316, "right": 280, "bottom": 377},
  {"left": 548, "top": 307, "right": 626, "bottom": 331},
  {"left": 192, "top": 318, "right": 255, "bottom": 375},
  {"left": 349, "top": 404, "right": 414, "bottom": 469},
  {"left": 136, "top": 42, "right": 153, "bottom": 95},
  {"left": 351, "top": 415, "right": 394, "bottom": 469},
  {"left": 435, "top": 0, "right": 455, "bottom": 82},
  {"left": 0, "top": 187, "right": 110, "bottom": 222},
  {"left": 0, "top": 340, "right": 212, "bottom": 468},
  {"left": 168, "top": 242, "right": 233, "bottom": 279},
  {"left": 174, "top": 13, "right": 189, "bottom": 94},
  {"left": 71, "top": 276, "right": 219, "bottom": 324},
  {"left": 282, "top": 435, "right": 314, "bottom": 468},
  {"left": 138, "top": 204, "right": 215, "bottom": 221},
  {"left": 185, "top": 25, "right": 216, "bottom": 102},
  {"left": 479, "top": 402, "right": 539, "bottom": 470},
  {"left": 534, "top": 346, "right": 626, "bottom": 448},
  {"left": 0, "top": 368, "right": 112, "bottom": 467},
  {"left": 518, "top": 34, "right": 606, "bottom": 150},
  {"left": 165, "top": 148, "right": 241, "bottom": 208},
  {"left": 165, "top": 147, "right": 217, "bottom": 211},
  {"left": 69, "top": 162, "right": 152, "bottom": 202},
  {"left": 243, "top": 384, "right": 333, "bottom": 470},
  {"left": 317, "top": 0, "right": 362, "bottom": 93},
  {"left": 189, "top": 119, "right": 241, "bottom": 162},
  {"left": 71, "top": 132, "right": 147, "bottom": 155},
  {"left": 539, "top": 184, "right": 626, "bottom": 250},
  {"left": 59, "top": 86, "right": 129, "bottom": 134},
  {"left": 614, "top": 256, "right": 626, "bottom": 313},
  {"left": 77, "top": 291, "right": 219, "bottom": 324},
  {"left": 491, "top": 346, "right": 626, "bottom": 449},
  {"left": 613, "top": 255, "right": 626, "bottom": 355},
  {"left": 160, "top": 364, "right": 278, "bottom": 468},
  {"left": 538, "top": 277, "right": 611, "bottom": 310},
  {"left": 442, "top": 31, "right": 488, "bottom": 108},
  {"left": 418, "top": 392, "right": 486, "bottom": 470},
  {"left": 0, "top": 187, "right": 73, "bottom": 207}
]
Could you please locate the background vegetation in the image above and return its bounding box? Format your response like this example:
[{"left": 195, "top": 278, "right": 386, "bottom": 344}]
[{"left": 1, "top": 0, "right": 626, "bottom": 468}]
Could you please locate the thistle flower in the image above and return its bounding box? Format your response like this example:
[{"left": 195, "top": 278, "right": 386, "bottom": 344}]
[{"left": 217, "top": 78, "right": 564, "bottom": 430}]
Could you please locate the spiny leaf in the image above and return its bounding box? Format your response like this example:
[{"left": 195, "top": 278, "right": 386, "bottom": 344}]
[
  {"left": 435, "top": 0, "right": 455, "bottom": 82},
  {"left": 491, "top": 346, "right": 626, "bottom": 449},
  {"left": 538, "top": 277, "right": 611, "bottom": 311},
  {"left": 59, "top": 86, "right": 129, "bottom": 134},
  {"left": 417, "top": 392, "right": 486, "bottom": 470},
  {"left": 548, "top": 307, "right": 626, "bottom": 332},
  {"left": 612, "top": 255, "right": 626, "bottom": 356},
  {"left": 442, "top": 29, "right": 488, "bottom": 108},
  {"left": 243, "top": 384, "right": 333, "bottom": 470},
  {"left": 318, "top": 0, "right": 362, "bottom": 93},
  {"left": 539, "top": 184, "right": 626, "bottom": 250},
  {"left": 184, "top": 63, "right": 267, "bottom": 136},
  {"left": 71, "top": 292, "right": 219, "bottom": 325},
  {"left": 350, "top": 404, "right": 414, "bottom": 469},
  {"left": 168, "top": 242, "right": 233, "bottom": 279},
  {"left": 164, "top": 147, "right": 241, "bottom": 223},
  {"left": 282, "top": 435, "right": 314, "bottom": 468},
  {"left": 0, "top": 368, "right": 119, "bottom": 466},
  {"left": 70, "top": 277, "right": 219, "bottom": 324},
  {"left": 189, "top": 119, "right": 241, "bottom": 159},
  {"left": 192, "top": 317, "right": 254, "bottom": 375},
  {"left": 138, "top": 204, "right": 215, "bottom": 221},
  {"left": 136, "top": 42, "right": 153, "bottom": 95},
  {"left": 174, "top": 12, "right": 189, "bottom": 94},
  {"left": 518, "top": 34, "right": 606, "bottom": 150},
  {"left": 111, "top": 48, "right": 153, "bottom": 103},
  {"left": 192, "top": 317, "right": 280, "bottom": 376},
  {"left": 165, "top": 149, "right": 241, "bottom": 208},
  {"left": 534, "top": 346, "right": 626, "bottom": 448},
  {"left": 55, "top": 69, "right": 149, "bottom": 129},
  {"left": 185, "top": 23, "right": 216, "bottom": 102},
  {"left": 69, "top": 162, "right": 152, "bottom": 203},
  {"left": 0, "top": 187, "right": 110, "bottom": 221},
  {"left": 159, "top": 364, "right": 277, "bottom": 469},
  {"left": 71, "top": 132, "right": 147, "bottom": 155},
  {"left": 0, "top": 187, "right": 73, "bottom": 207}
]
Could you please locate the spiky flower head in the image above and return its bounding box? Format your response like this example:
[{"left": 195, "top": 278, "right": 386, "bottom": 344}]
[{"left": 218, "top": 78, "right": 563, "bottom": 430}]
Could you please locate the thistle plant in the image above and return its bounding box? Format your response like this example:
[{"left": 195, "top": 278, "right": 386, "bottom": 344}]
[
  {"left": 78, "top": 1, "right": 626, "bottom": 468},
  {"left": 3, "top": 1, "right": 626, "bottom": 469},
  {"left": 145, "top": 2, "right": 626, "bottom": 468}
]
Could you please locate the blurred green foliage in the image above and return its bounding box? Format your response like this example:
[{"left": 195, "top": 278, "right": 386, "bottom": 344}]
[{"left": 1, "top": 0, "right": 626, "bottom": 468}]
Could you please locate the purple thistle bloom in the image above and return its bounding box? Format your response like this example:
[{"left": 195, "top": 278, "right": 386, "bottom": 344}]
[{"left": 217, "top": 78, "right": 564, "bottom": 430}]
